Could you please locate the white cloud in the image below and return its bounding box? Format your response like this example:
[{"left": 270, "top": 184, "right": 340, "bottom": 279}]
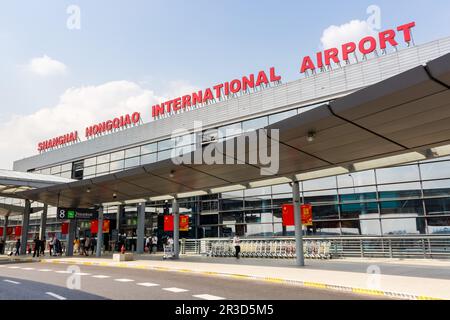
[
  {"left": 28, "top": 55, "right": 67, "bottom": 76},
  {"left": 0, "top": 81, "right": 166, "bottom": 169},
  {"left": 320, "top": 20, "right": 377, "bottom": 50}
]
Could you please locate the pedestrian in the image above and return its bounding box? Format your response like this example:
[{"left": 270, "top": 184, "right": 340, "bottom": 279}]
[
  {"left": 145, "top": 236, "right": 151, "bottom": 253},
  {"left": 74, "top": 237, "right": 80, "bottom": 254},
  {"left": 80, "top": 238, "right": 85, "bottom": 255},
  {"left": 48, "top": 236, "right": 54, "bottom": 256},
  {"left": 40, "top": 236, "right": 46, "bottom": 256},
  {"left": 54, "top": 238, "right": 62, "bottom": 256},
  {"left": 32, "top": 235, "right": 40, "bottom": 258},
  {"left": 232, "top": 235, "right": 241, "bottom": 259},
  {"left": 0, "top": 238, "right": 4, "bottom": 255},
  {"left": 14, "top": 238, "right": 21, "bottom": 256},
  {"left": 90, "top": 237, "right": 96, "bottom": 256},
  {"left": 84, "top": 236, "right": 90, "bottom": 256},
  {"left": 151, "top": 234, "right": 158, "bottom": 254}
]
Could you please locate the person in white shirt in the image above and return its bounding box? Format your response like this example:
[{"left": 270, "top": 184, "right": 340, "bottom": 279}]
[
  {"left": 151, "top": 235, "right": 158, "bottom": 254},
  {"left": 232, "top": 235, "right": 241, "bottom": 259}
]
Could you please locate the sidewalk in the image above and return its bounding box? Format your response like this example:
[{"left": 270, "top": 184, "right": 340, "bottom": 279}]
[{"left": 32, "top": 254, "right": 450, "bottom": 300}]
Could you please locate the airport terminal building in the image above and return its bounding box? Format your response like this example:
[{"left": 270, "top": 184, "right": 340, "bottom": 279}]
[{"left": 2, "top": 30, "right": 450, "bottom": 256}]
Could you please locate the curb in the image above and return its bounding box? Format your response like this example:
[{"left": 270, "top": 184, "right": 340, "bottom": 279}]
[
  {"left": 38, "top": 259, "right": 443, "bottom": 301},
  {"left": 0, "top": 257, "right": 37, "bottom": 265}
]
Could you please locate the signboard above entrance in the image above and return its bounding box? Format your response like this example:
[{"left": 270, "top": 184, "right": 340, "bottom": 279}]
[{"left": 57, "top": 207, "right": 98, "bottom": 220}]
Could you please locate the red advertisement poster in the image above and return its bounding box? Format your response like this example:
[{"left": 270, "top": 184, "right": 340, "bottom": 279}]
[
  {"left": 0, "top": 227, "right": 3, "bottom": 237},
  {"left": 282, "top": 204, "right": 313, "bottom": 226},
  {"left": 15, "top": 226, "right": 22, "bottom": 236},
  {"left": 90, "top": 220, "right": 110, "bottom": 234},
  {"left": 61, "top": 222, "right": 69, "bottom": 235},
  {"left": 301, "top": 204, "right": 313, "bottom": 226}
]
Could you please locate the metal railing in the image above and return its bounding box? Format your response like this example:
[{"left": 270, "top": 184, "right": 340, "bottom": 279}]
[{"left": 180, "top": 236, "right": 450, "bottom": 259}]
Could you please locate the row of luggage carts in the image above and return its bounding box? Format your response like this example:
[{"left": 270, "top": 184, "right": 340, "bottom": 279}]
[{"left": 207, "top": 240, "right": 332, "bottom": 259}]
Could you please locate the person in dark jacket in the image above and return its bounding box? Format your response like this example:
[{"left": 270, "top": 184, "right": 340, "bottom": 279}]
[
  {"left": 32, "top": 235, "right": 40, "bottom": 257},
  {"left": 90, "top": 237, "right": 96, "bottom": 256},
  {"left": 40, "top": 236, "right": 46, "bottom": 256},
  {"left": 14, "top": 239, "right": 21, "bottom": 256}
]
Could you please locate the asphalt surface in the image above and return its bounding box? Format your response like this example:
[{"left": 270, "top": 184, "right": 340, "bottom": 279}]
[{"left": 0, "top": 262, "right": 384, "bottom": 300}]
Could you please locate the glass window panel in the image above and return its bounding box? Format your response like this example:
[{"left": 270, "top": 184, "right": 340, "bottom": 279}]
[
  {"left": 273, "top": 208, "right": 282, "bottom": 223},
  {"left": 41, "top": 168, "right": 51, "bottom": 175},
  {"left": 110, "top": 150, "right": 125, "bottom": 161},
  {"left": 199, "top": 214, "right": 218, "bottom": 225},
  {"left": 427, "top": 217, "right": 450, "bottom": 234},
  {"left": 302, "top": 176, "right": 337, "bottom": 191},
  {"left": 61, "top": 163, "right": 72, "bottom": 172},
  {"left": 309, "top": 221, "right": 341, "bottom": 236},
  {"left": 242, "top": 116, "right": 268, "bottom": 132},
  {"left": 424, "top": 198, "right": 450, "bottom": 215},
  {"left": 83, "top": 166, "right": 96, "bottom": 176},
  {"left": 244, "top": 195, "right": 272, "bottom": 210},
  {"left": 304, "top": 189, "right": 338, "bottom": 204},
  {"left": 340, "top": 202, "right": 379, "bottom": 219},
  {"left": 245, "top": 211, "right": 273, "bottom": 224},
  {"left": 244, "top": 187, "right": 271, "bottom": 197},
  {"left": 272, "top": 193, "right": 293, "bottom": 208},
  {"left": 158, "top": 139, "right": 175, "bottom": 151},
  {"left": 339, "top": 187, "right": 377, "bottom": 202},
  {"left": 84, "top": 157, "right": 96, "bottom": 167},
  {"left": 245, "top": 223, "right": 273, "bottom": 237},
  {"left": 271, "top": 183, "right": 293, "bottom": 194},
  {"left": 173, "top": 133, "right": 195, "bottom": 147},
  {"left": 60, "top": 171, "right": 72, "bottom": 179},
  {"left": 203, "top": 226, "right": 218, "bottom": 238},
  {"left": 141, "top": 143, "right": 157, "bottom": 154},
  {"left": 140, "top": 153, "right": 157, "bottom": 165},
  {"left": 109, "top": 160, "right": 124, "bottom": 171},
  {"left": 219, "top": 225, "right": 236, "bottom": 237},
  {"left": 268, "top": 109, "right": 297, "bottom": 125},
  {"left": 220, "top": 212, "right": 244, "bottom": 224},
  {"left": 97, "top": 154, "right": 110, "bottom": 164},
  {"left": 172, "top": 145, "right": 193, "bottom": 157},
  {"left": 381, "top": 217, "right": 425, "bottom": 235},
  {"left": 378, "top": 182, "right": 422, "bottom": 199},
  {"left": 157, "top": 150, "right": 172, "bottom": 161},
  {"left": 218, "top": 123, "right": 242, "bottom": 139},
  {"left": 125, "top": 147, "right": 140, "bottom": 158},
  {"left": 311, "top": 205, "right": 339, "bottom": 220},
  {"left": 420, "top": 161, "right": 450, "bottom": 180},
  {"left": 422, "top": 180, "right": 450, "bottom": 197},
  {"left": 341, "top": 219, "right": 381, "bottom": 236},
  {"left": 124, "top": 157, "right": 140, "bottom": 168},
  {"left": 221, "top": 190, "right": 244, "bottom": 198},
  {"left": 337, "top": 170, "right": 375, "bottom": 188},
  {"left": 380, "top": 199, "right": 424, "bottom": 216},
  {"left": 96, "top": 163, "right": 110, "bottom": 174},
  {"left": 220, "top": 198, "right": 244, "bottom": 211}
]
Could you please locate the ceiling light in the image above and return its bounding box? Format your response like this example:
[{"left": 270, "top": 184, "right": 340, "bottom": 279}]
[
  {"left": 177, "top": 190, "right": 208, "bottom": 198},
  {"left": 249, "top": 177, "right": 292, "bottom": 188},
  {"left": 210, "top": 184, "right": 247, "bottom": 194},
  {"left": 103, "top": 201, "right": 123, "bottom": 206},
  {"left": 296, "top": 167, "right": 349, "bottom": 181},
  {"left": 123, "top": 199, "right": 147, "bottom": 205},
  {"left": 353, "top": 152, "right": 425, "bottom": 171},
  {"left": 149, "top": 195, "right": 174, "bottom": 202}
]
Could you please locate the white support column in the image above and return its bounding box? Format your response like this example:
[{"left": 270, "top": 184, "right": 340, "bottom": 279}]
[
  {"left": 292, "top": 181, "right": 305, "bottom": 267},
  {"left": 20, "top": 200, "right": 31, "bottom": 255},
  {"left": 96, "top": 206, "right": 104, "bottom": 257},
  {"left": 39, "top": 204, "right": 48, "bottom": 241},
  {"left": 136, "top": 203, "right": 146, "bottom": 254},
  {"left": 172, "top": 198, "right": 180, "bottom": 259}
]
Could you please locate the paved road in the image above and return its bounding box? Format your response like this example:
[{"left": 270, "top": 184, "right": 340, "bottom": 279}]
[{"left": 0, "top": 262, "right": 383, "bottom": 300}]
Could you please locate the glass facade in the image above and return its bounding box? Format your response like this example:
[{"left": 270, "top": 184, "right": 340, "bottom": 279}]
[{"left": 25, "top": 100, "right": 450, "bottom": 239}]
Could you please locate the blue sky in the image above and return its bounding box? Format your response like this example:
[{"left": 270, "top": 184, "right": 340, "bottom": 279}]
[{"left": 0, "top": 0, "right": 449, "bottom": 168}]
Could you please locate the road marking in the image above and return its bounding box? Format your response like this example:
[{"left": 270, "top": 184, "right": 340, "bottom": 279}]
[
  {"left": 193, "top": 294, "right": 226, "bottom": 300},
  {"left": 3, "top": 279, "right": 21, "bottom": 285},
  {"left": 38, "top": 269, "right": 52, "bottom": 272},
  {"left": 74, "top": 273, "right": 91, "bottom": 276},
  {"left": 46, "top": 292, "right": 67, "bottom": 300},
  {"left": 92, "top": 275, "right": 110, "bottom": 279},
  {"left": 163, "top": 287, "right": 189, "bottom": 293},
  {"left": 137, "top": 282, "right": 159, "bottom": 287},
  {"left": 7, "top": 266, "right": 20, "bottom": 269},
  {"left": 114, "top": 278, "right": 134, "bottom": 282},
  {"left": 22, "top": 267, "right": 35, "bottom": 270},
  {"left": 56, "top": 270, "right": 70, "bottom": 274}
]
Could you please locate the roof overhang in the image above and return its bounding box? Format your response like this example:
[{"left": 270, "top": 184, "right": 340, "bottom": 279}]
[{"left": 18, "top": 53, "right": 450, "bottom": 208}]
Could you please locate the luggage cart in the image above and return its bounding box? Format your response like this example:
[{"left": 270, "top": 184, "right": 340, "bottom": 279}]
[{"left": 163, "top": 244, "right": 175, "bottom": 259}]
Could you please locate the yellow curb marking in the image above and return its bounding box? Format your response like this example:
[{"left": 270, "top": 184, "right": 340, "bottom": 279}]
[{"left": 304, "top": 282, "right": 327, "bottom": 289}]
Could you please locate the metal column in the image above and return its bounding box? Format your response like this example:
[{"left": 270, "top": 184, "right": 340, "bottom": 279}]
[
  {"left": 1, "top": 214, "right": 8, "bottom": 254},
  {"left": 136, "top": 203, "right": 146, "bottom": 254},
  {"left": 20, "top": 200, "right": 31, "bottom": 255},
  {"left": 96, "top": 206, "right": 104, "bottom": 257},
  {"left": 172, "top": 198, "right": 180, "bottom": 259},
  {"left": 66, "top": 219, "right": 76, "bottom": 257},
  {"left": 292, "top": 181, "right": 305, "bottom": 266},
  {"left": 39, "top": 204, "right": 48, "bottom": 241}
]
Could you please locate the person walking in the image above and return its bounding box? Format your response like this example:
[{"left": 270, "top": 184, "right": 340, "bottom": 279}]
[
  {"left": 48, "top": 236, "right": 54, "bottom": 256},
  {"left": 90, "top": 237, "right": 96, "bottom": 256},
  {"left": 40, "top": 236, "right": 46, "bottom": 256},
  {"left": 151, "top": 234, "right": 158, "bottom": 254},
  {"left": 232, "top": 235, "right": 241, "bottom": 259},
  {"left": 74, "top": 237, "right": 80, "bottom": 255},
  {"left": 54, "top": 237, "right": 62, "bottom": 256},
  {"left": 32, "top": 235, "right": 40, "bottom": 258},
  {"left": 83, "top": 236, "right": 91, "bottom": 256},
  {"left": 14, "top": 238, "right": 21, "bottom": 256},
  {"left": 145, "top": 236, "right": 151, "bottom": 253}
]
